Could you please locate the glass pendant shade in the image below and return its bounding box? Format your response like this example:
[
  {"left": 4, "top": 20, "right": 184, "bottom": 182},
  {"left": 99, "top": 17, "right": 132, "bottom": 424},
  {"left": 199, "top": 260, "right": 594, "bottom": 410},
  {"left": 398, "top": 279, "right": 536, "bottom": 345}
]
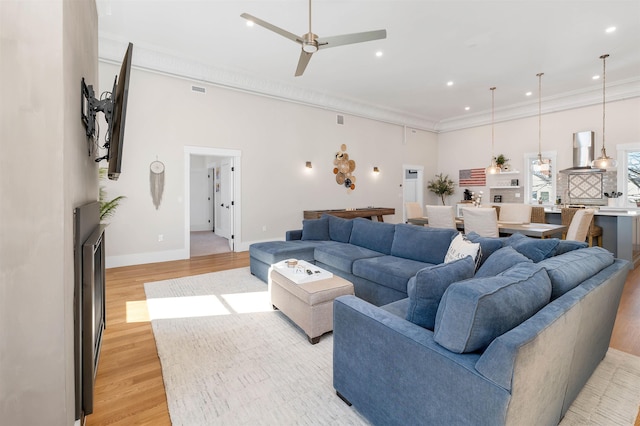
[
  {"left": 486, "top": 87, "right": 500, "bottom": 174},
  {"left": 592, "top": 54, "right": 617, "bottom": 170},
  {"left": 531, "top": 72, "right": 549, "bottom": 173}
]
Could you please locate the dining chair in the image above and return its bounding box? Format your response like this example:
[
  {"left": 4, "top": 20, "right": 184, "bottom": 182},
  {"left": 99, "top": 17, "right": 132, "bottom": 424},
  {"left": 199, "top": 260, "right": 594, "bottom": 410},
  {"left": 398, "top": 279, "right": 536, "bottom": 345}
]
[
  {"left": 531, "top": 206, "right": 546, "bottom": 223},
  {"left": 462, "top": 207, "right": 499, "bottom": 237},
  {"left": 405, "top": 202, "right": 424, "bottom": 221},
  {"left": 498, "top": 203, "right": 532, "bottom": 224},
  {"left": 425, "top": 205, "right": 456, "bottom": 229},
  {"left": 561, "top": 207, "right": 602, "bottom": 246},
  {"left": 564, "top": 208, "right": 597, "bottom": 243}
]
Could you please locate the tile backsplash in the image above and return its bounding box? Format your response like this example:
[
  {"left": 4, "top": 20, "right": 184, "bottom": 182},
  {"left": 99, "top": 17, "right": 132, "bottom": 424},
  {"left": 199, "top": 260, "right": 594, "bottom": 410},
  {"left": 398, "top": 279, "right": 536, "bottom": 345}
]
[{"left": 556, "top": 171, "right": 617, "bottom": 205}]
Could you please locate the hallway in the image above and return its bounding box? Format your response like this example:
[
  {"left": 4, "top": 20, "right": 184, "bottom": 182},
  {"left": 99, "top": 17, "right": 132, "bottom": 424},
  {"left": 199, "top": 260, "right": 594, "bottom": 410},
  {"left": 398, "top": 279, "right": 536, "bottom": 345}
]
[{"left": 190, "top": 231, "right": 230, "bottom": 257}]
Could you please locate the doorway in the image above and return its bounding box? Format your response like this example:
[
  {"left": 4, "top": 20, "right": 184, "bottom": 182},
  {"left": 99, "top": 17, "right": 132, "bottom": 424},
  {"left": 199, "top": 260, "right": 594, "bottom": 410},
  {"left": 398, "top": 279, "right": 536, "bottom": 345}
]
[
  {"left": 184, "top": 146, "right": 241, "bottom": 258},
  {"left": 402, "top": 165, "right": 424, "bottom": 222}
]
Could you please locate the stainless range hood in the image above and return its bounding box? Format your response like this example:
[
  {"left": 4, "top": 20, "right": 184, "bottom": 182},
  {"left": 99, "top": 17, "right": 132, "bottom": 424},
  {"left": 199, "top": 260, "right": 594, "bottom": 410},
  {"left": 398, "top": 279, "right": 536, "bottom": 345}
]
[{"left": 560, "top": 131, "right": 605, "bottom": 173}]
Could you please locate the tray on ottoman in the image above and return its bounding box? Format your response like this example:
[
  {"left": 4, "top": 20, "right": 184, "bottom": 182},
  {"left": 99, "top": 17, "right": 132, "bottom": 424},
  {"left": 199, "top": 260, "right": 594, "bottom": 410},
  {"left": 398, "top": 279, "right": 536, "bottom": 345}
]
[{"left": 269, "top": 260, "right": 354, "bottom": 344}]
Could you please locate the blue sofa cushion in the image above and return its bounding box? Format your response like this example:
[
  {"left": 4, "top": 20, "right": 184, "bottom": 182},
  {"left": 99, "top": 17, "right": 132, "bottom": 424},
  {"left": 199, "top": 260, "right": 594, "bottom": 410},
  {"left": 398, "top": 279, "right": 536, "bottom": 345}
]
[
  {"left": 391, "top": 224, "right": 458, "bottom": 264},
  {"left": 506, "top": 237, "right": 559, "bottom": 262},
  {"left": 465, "top": 232, "right": 503, "bottom": 266},
  {"left": 325, "top": 214, "right": 353, "bottom": 243},
  {"left": 314, "top": 241, "right": 384, "bottom": 274},
  {"left": 538, "top": 247, "right": 615, "bottom": 300},
  {"left": 249, "top": 240, "right": 326, "bottom": 264},
  {"left": 353, "top": 255, "right": 436, "bottom": 294},
  {"left": 349, "top": 218, "right": 396, "bottom": 255},
  {"left": 301, "top": 216, "right": 330, "bottom": 241},
  {"left": 475, "top": 246, "right": 532, "bottom": 278},
  {"left": 434, "top": 263, "right": 552, "bottom": 353},
  {"left": 405, "top": 256, "right": 476, "bottom": 330},
  {"left": 554, "top": 240, "right": 588, "bottom": 255}
]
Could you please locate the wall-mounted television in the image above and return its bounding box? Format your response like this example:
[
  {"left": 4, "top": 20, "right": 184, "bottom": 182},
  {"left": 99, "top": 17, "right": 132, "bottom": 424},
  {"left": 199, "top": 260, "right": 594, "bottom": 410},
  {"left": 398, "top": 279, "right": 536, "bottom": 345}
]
[{"left": 81, "top": 42, "right": 133, "bottom": 181}]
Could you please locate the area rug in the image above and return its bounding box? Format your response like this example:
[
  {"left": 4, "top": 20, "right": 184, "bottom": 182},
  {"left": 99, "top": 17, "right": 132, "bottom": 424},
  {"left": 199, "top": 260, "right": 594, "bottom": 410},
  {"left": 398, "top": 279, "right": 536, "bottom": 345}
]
[{"left": 145, "top": 268, "right": 640, "bottom": 425}]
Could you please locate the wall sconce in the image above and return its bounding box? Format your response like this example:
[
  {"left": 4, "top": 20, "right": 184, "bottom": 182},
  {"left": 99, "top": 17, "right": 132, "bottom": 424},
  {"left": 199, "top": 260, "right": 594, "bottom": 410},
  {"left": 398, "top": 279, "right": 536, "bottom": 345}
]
[
  {"left": 373, "top": 166, "right": 380, "bottom": 173},
  {"left": 305, "top": 161, "right": 312, "bottom": 169}
]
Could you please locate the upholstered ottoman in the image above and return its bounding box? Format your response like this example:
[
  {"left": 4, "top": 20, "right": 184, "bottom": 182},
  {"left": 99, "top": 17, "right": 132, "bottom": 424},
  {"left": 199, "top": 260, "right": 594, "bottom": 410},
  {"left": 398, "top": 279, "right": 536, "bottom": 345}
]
[{"left": 269, "top": 260, "right": 354, "bottom": 344}]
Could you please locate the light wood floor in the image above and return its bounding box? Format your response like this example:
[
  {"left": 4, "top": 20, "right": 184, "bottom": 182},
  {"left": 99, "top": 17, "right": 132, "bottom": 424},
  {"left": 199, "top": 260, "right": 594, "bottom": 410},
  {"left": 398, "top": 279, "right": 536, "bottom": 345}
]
[{"left": 87, "top": 251, "right": 640, "bottom": 426}]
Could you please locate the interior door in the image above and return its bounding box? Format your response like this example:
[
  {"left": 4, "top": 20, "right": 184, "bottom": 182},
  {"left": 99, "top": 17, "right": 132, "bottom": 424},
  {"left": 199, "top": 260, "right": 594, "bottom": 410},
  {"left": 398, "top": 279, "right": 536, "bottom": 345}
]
[{"left": 216, "top": 159, "right": 234, "bottom": 250}]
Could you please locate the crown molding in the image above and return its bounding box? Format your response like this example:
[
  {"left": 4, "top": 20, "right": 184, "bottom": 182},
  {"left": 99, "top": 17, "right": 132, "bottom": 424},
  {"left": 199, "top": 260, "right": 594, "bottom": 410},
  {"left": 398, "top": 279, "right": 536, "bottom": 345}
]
[
  {"left": 99, "top": 37, "right": 640, "bottom": 134},
  {"left": 436, "top": 78, "right": 640, "bottom": 133},
  {"left": 98, "top": 38, "right": 438, "bottom": 132}
]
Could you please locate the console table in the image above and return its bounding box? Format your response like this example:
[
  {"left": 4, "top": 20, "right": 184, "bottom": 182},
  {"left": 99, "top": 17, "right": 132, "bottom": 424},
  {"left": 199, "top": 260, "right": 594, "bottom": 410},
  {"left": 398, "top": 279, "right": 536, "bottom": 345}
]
[{"left": 304, "top": 207, "right": 395, "bottom": 222}]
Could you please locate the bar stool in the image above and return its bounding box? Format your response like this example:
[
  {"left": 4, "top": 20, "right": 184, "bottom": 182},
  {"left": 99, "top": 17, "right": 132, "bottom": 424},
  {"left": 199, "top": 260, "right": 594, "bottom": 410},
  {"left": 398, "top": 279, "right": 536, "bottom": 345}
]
[{"left": 561, "top": 208, "right": 603, "bottom": 247}]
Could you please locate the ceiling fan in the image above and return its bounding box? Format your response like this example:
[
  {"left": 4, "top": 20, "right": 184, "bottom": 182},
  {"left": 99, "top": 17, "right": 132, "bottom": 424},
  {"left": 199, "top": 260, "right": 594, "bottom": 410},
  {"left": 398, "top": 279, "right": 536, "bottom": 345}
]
[{"left": 241, "top": 0, "right": 387, "bottom": 77}]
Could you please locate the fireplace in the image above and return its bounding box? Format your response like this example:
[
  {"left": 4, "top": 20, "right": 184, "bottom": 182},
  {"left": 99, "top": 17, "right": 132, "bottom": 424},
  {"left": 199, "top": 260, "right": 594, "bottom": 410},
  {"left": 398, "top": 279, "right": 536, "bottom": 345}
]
[{"left": 74, "top": 201, "right": 106, "bottom": 420}]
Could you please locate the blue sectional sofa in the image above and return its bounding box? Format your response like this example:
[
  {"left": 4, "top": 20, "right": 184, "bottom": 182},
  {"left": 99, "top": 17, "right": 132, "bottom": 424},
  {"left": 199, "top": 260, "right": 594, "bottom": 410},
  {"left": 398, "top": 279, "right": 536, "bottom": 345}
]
[
  {"left": 333, "top": 244, "right": 630, "bottom": 425},
  {"left": 250, "top": 215, "right": 460, "bottom": 306}
]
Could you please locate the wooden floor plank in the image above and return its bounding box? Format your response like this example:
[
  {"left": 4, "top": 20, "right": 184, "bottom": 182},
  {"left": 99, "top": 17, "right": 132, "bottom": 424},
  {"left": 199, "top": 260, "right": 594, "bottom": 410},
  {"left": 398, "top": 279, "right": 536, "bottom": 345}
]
[{"left": 86, "top": 250, "right": 640, "bottom": 425}]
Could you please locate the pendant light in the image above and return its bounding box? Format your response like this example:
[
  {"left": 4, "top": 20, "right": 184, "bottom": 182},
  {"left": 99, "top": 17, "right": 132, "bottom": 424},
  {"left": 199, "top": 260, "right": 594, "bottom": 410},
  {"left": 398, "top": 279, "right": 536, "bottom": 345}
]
[
  {"left": 592, "top": 54, "right": 617, "bottom": 170},
  {"left": 532, "top": 72, "right": 549, "bottom": 173},
  {"left": 485, "top": 87, "right": 501, "bottom": 175}
]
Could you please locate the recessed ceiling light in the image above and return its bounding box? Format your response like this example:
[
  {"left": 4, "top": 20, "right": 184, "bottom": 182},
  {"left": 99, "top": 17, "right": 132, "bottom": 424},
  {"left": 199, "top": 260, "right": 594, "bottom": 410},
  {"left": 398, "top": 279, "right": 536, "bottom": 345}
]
[
  {"left": 464, "top": 106, "right": 470, "bottom": 111},
  {"left": 447, "top": 81, "right": 454, "bottom": 86},
  {"left": 246, "top": 20, "right": 254, "bottom": 27},
  {"left": 525, "top": 91, "right": 532, "bottom": 96},
  {"left": 375, "top": 51, "right": 383, "bottom": 57},
  {"left": 605, "top": 26, "right": 616, "bottom": 33},
  {"left": 593, "top": 75, "right": 600, "bottom": 80}
]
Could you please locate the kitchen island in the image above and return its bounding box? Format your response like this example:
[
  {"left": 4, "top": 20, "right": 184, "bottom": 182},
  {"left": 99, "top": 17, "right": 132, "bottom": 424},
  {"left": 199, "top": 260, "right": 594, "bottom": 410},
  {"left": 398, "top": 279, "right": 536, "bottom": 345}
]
[{"left": 545, "top": 206, "right": 639, "bottom": 268}]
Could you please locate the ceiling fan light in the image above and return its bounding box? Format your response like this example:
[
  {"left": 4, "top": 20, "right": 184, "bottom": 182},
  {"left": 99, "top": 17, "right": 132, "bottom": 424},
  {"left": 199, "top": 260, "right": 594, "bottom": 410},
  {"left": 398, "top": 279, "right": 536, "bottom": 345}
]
[{"left": 302, "top": 42, "right": 318, "bottom": 53}]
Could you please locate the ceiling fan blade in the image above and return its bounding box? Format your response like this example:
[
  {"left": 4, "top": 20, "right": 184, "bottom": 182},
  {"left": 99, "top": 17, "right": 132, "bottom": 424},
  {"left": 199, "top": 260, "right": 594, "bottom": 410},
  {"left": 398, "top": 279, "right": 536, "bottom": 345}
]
[
  {"left": 295, "top": 50, "right": 313, "bottom": 77},
  {"left": 240, "top": 13, "right": 303, "bottom": 44},
  {"left": 317, "top": 29, "right": 387, "bottom": 49}
]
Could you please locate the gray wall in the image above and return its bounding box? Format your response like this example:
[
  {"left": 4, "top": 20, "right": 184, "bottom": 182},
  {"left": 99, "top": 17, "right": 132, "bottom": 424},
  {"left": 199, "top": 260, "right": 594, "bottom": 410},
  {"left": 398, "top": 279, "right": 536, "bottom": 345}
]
[{"left": 0, "top": 0, "right": 98, "bottom": 424}]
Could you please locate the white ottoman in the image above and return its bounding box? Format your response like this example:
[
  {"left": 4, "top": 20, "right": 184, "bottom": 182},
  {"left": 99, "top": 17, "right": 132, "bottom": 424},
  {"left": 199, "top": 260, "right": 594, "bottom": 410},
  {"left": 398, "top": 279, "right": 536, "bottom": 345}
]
[{"left": 269, "top": 261, "right": 354, "bottom": 344}]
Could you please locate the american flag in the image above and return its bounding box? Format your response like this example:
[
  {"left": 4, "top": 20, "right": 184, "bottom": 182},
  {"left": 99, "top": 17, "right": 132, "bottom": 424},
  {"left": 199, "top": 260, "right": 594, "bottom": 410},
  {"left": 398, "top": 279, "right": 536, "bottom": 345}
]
[{"left": 459, "top": 168, "right": 486, "bottom": 186}]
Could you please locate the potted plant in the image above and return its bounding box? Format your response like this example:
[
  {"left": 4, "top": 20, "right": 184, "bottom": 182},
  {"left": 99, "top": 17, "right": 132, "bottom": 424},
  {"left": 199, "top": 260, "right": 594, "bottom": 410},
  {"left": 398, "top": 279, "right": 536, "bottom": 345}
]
[
  {"left": 99, "top": 168, "right": 126, "bottom": 222},
  {"left": 496, "top": 154, "right": 509, "bottom": 169},
  {"left": 427, "top": 173, "right": 455, "bottom": 205}
]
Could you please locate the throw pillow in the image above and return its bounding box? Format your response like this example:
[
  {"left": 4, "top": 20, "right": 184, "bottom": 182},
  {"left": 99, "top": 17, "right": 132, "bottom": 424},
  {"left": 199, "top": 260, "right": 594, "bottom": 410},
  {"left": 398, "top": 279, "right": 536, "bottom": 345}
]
[
  {"left": 507, "top": 237, "right": 559, "bottom": 262},
  {"left": 434, "top": 263, "right": 552, "bottom": 353},
  {"left": 475, "top": 246, "right": 532, "bottom": 278},
  {"left": 300, "top": 216, "right": 330, "bottom": 241},
  {"left": 465, "top": 232, "right": 503, "bottom": 266},
  {"left": 444, "top": 233, "right": 480, "bottom": 264},
  {"left": 405, "top": 256, "right": 475, "bottom": 330}
]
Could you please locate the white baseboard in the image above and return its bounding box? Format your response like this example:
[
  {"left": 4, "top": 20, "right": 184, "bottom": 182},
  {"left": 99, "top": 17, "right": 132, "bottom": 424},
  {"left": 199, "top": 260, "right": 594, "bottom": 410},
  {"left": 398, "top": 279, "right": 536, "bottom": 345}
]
[
  {"left": 106, "top": 238, "right": 287, "bottom": 268},
  {"left": 106, "top": 248, "right": 188, "bottom": 268}
]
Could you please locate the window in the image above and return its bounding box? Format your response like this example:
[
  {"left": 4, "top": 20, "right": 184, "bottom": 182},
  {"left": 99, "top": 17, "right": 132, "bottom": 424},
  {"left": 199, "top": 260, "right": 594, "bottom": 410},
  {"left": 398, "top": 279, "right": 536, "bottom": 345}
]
[
  {"left": 616, "top": 144, "right": 640, "bottom": 207},
  {"left": 524, "top": 151, "right": 556, "bottom": 205}
]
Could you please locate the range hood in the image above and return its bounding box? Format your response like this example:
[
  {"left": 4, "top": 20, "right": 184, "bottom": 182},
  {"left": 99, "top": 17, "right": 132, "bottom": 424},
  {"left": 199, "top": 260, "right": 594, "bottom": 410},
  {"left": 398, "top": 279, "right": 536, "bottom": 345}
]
[{"left": 559, "top": 131, "right": 605, "bottom": 173}]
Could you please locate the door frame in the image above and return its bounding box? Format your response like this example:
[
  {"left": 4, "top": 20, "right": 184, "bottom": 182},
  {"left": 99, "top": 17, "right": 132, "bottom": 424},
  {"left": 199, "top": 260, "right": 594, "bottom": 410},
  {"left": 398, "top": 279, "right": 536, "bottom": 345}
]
[{"left": 184, "top": 146, "right": 242, "bottom": 257}]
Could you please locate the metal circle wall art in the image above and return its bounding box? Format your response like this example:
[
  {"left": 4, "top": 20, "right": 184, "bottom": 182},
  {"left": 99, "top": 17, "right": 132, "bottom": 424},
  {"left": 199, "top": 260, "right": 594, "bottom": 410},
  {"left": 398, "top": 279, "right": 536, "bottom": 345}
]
[{"left": 333, "top": 144, "right": 356, "bottom": 192}]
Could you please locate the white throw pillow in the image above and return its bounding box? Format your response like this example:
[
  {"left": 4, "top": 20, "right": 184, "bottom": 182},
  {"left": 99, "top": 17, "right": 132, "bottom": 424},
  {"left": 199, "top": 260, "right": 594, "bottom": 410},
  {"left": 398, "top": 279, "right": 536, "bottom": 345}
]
[{"left": 445, "top": 233, "right": 480, "bottom": 264}]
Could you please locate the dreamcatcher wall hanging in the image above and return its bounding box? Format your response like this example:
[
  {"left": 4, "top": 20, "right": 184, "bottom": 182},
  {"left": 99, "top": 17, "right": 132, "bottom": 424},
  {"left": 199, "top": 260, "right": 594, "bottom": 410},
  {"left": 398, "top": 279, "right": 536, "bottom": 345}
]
[
  {"left": 149, "top": 159, "right": 165, "bottom": 210},
  {"left": 333, "top": 144, "right": 356, "bottom": 193}
]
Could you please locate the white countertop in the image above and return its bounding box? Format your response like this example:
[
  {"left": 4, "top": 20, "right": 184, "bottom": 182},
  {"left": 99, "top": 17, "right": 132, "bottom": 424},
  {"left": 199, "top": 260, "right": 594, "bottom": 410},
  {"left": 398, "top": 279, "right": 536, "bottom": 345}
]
[{"left": 544, "top": 206, "right": 640, "bottom": 217}]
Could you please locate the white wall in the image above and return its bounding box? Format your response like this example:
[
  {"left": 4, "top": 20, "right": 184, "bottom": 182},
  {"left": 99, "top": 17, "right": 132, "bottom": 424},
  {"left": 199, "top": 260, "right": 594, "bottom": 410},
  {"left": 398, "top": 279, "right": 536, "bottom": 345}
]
[
  {"left": 0, "top": 0, "right": 98, "bottom": 424},
  {"left": 437, "top": 98, "right": 640, "bottom": 200},
  {"left": 101, "top": 66, "right": 439, "bottom": 266}
]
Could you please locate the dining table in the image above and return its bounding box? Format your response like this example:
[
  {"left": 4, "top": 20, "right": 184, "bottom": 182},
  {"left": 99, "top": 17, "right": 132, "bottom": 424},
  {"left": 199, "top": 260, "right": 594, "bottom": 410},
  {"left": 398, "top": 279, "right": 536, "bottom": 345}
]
[{"left": 406, "top": 217, "right": 567, "bottom": 239}]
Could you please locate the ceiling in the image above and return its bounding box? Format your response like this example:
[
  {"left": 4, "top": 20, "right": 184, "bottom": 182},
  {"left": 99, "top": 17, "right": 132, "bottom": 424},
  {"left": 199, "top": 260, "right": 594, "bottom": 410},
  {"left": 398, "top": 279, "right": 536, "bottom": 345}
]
[{"left": 96, "top": 0, "right": 640, "bottom": 132}]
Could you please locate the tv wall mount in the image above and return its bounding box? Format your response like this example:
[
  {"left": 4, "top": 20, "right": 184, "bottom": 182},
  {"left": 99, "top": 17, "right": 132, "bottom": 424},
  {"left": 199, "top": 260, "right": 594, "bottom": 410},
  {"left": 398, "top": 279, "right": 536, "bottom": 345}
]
[{"left": 81, "top": 77, "right": 115, "bottom": 162}]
